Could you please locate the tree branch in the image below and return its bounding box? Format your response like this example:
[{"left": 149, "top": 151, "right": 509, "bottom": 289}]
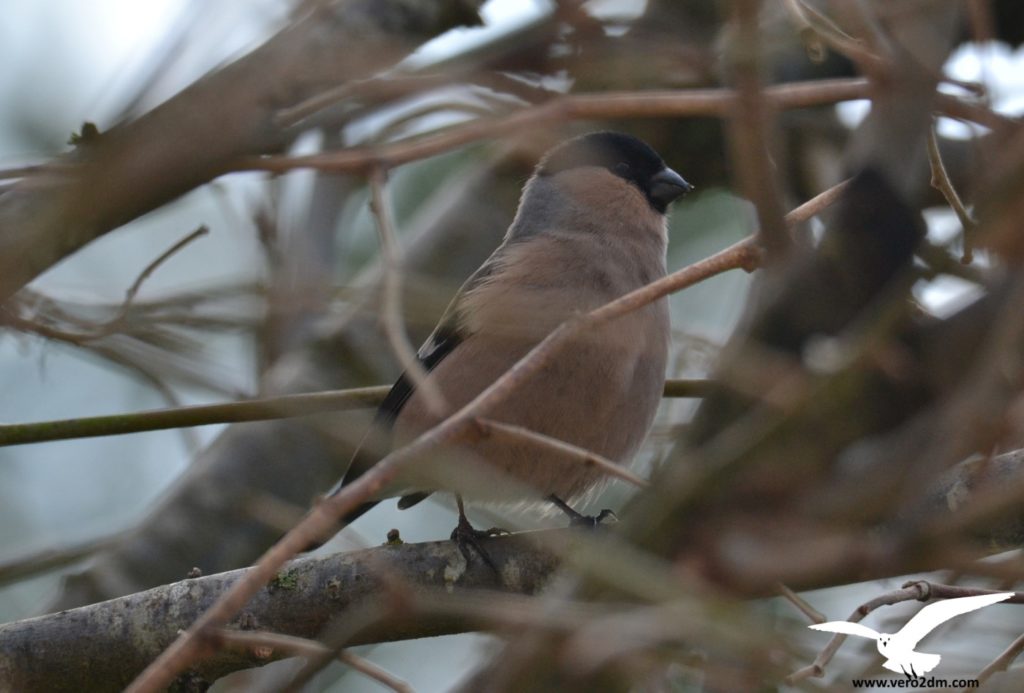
[
  {"left": 0, "top": 531, "right": 562, "bottom": 692},
  {"left": 213, "top": 629, "right": 413, "bottom": 693},
  {"left": 6, "top": 447, "right": 1024, "bottom": 690},
  {"left": 0, "top": 0, "right": 484, "bottom": 304},
  {"left": 0, "top": 380, "right": 711, "bottom": 448}
]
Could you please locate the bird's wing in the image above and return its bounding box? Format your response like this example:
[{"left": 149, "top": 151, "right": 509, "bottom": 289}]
[
  {"left": 808, "top": 621, "right": 881, "bottom": 640},
  {"left": 338, "top": 250, "right": 507, "bottom": 491},
  {"left": 895, "top": 593, "right": 1015, "bottom": 650}
]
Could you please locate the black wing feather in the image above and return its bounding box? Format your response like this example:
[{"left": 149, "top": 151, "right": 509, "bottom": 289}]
[
  {"left": 328, "top": 249, "right": 505, "bottom": 518},
  {"left": 374, "top": 322, "right": 462, "bottom": 428},
  {"left": 335, "top": 322, "right": 463, "bottom": 494}
]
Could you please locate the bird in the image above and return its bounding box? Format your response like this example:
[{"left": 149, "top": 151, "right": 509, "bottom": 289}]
[
  {"left": 808, "top": 592, "right": 1014, "bottom": 677},
  {"left": 328, "top": 131, "right": 693, "bottom": 560}
]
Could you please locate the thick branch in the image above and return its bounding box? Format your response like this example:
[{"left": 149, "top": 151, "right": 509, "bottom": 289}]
[
  {"left": 0, "top": 0, "right": 483, "bottom": 303},
  {"left": 0, "top": 531, "right": 561, "bottom": 692},
  {"left": 9, "top": 446, "right": 1024, "bottom": 691}
]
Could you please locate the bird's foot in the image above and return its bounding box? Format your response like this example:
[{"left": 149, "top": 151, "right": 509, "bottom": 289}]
[
  {"left": 450, "top": 513, "right": 509, "bottom": 572},
  {"left": 548, "top": 495, "right": 618, "bottom": 528}
]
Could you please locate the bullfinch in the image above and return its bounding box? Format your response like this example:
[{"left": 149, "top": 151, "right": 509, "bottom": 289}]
[{"left": 330, "top": 131, "right": 692, "bottom": 556}]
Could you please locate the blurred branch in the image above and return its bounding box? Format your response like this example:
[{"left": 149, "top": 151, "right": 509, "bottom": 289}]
[
  {"left": 243, "top": 79, "right": 1016, "bottom": 177},
  {"left": 926, "top": 124, "right": 976, "bottom": 263},
  {"left": 474, "top": 418, "right": 649, "bottom": 488},
  {"left": 275, "top": 9, "right": 566, "bottom": 131},
  {"left": 0, "top": 536, "right": 121, "bottom": 588},
  {"left": 782, "top": 0, "right": 885, "bottom": 76},
  {"left": 7, "top": 445, "right": 1024, "bottom": 690},
  {"left": 213, "top": 629, "right": 413, "bottom": 693},
  {"left": 726, "top": 0, "right": 789, "bottom": 260},
  {"left": 245, "top": 78, "right": 873, "bottom": 175},
  {"left": 0, "top": 0, "right": 484, "bottom": 304},
  {"left": 95, "top": 226, "right": 210, "bottom": 337},
  {"left": 4, "top": 226, "right": 210, "bottom": 346},
  {"left": 789, "top": 580, "right": 1023, "bottom": 684},
  {"left": 975, "top": 631, "right": 1024, "bottom": 686},
  {"left": 368, "top": 167, "right": 447, "bottom": 415}
]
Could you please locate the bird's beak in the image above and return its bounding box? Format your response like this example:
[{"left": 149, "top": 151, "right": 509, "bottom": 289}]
[{"left": 649, "top": 167, "right": 694, "bottom": 208}]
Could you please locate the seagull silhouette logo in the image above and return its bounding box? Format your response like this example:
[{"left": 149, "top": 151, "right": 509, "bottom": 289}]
[{"left": 809, "top": 592, "right": 1014, "bottom": 677}]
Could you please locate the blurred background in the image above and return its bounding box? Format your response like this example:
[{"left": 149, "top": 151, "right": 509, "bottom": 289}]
[{"left": 1, "top": 0, "right": 1023, "bottom": 690}]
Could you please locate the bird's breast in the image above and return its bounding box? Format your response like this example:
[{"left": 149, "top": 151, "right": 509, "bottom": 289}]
[{"left": 394, "top": 232, "right": 669, "bottom": 504}]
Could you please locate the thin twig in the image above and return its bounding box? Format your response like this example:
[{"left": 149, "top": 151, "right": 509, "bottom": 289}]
[
  {"left": 0, "top": 163, "right": 52, "bottom": 180},
  {"left": 214, "top": 629, "right": 414, "bottom": 693},
  {"left": 927, "top": 124, "right": 976, "bottom": 263},
  {"left": 240, "top": 79, "right": 874, "bottom": 176},
  {"left": 368, "top": 168, "right": 447, "bottom": 416},
  {"left": 974, "top": 631, "right": 1024, "bottom": 687},
  {"left": 0, "top": 386, "right": 390, "bottom": 447},
  {"left": 788, "top": 581, "right": 1022, "bottom": 683},
  {"left": 782, "top": 0, "right": 886, "bottom": 76},
  {"left": 965, "top": 0, "right": 996, "bottom": 44},
  {"left": 2, "top": 226, "right": 210, "bottom": 345},
  {"left": 0, "top": 535, "right": 120, "bottom": 587},
  {"left": 0, "top": 379, "right": 711, "bottom": 448},
  {"left": 9, "top": 178, "right": 847, "bottom": 450},
  {"left": 727, "top": 0, "right": 790, "bottom": 260},
  {"left": 662, "top": 378, "right": 716, "bottom": 398},
  {"left": 128, "top": 228, "right": 210, "bottom": 318},
  {"left": 474, "top": 417, "right": 649, "bottom": 488},
  {"left": 776, "top": 583, "right": 825, "bottom": 623},
  {"left": 240, "top": 80, "right": 1016, "bottom": 178},
  {"left": 784, "top": 179, "right": 851, "bottom": 227},
  {"left": 89, "top": 226, "right": 210, "bottom": 339}
]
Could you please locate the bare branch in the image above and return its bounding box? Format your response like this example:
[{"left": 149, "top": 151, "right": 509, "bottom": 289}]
[
  {"left": 0, "top": 0, "right": 484, "bottom": 303},
  {"left": 0, "top": 386, "right": 391, "bottom": 447},
  {"left": 927, "top": 124, "right": 976, "bottom": 263},
  {"left": 776, "top": 583, "right": 825, "bottom": 624},
  {"left": 0, "top": 536, "right": 120, "bottom": 587},
  {"left": 0, "top": 380, "right": 711, "bottom": 448},
  {"left": 726, "top": 0, "right": 789, "bottom": 260},
  {"left": 788, "top": 581, "right": 1023, "bottom": 684},
  {"left": 242, "top": 79, "right": 873, "bottom": 176},
  {"left": 368, "top": 168, "right": 447, "bottom": 416},
  {"left": 473, "top": 417, "right": 649, "bottom": 488},
  {"left": 0, "top": 531, "right": 561, "bottom": 692},
  {"left": 974, "top": 631, "right": 1024, "bottom": 687},
  {"left": 214, "top": 629, "right": 414, "bottom": 693}
]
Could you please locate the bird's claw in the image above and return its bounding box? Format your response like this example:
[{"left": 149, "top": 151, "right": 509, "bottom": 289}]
[
  {"left": 548, "top": 495, "right": 617, "bottom": 528},
  {"left": 569, "top": 508, "right": 618, "bottom": 528},
  {"left": 450, "top": 515, "right": 508, "bottom": 572}
]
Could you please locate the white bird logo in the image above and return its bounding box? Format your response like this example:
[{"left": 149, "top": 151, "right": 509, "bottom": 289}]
[{"left": 809, "top": 592, "right": 1014, "bottom": 677}]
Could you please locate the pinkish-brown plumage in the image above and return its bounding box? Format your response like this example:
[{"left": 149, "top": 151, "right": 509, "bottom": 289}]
[{"left": 333, "top": 131, "right": 691, "bottom": 520}]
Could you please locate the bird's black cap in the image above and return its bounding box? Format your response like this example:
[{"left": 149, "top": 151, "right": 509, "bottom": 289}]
[{"left": 538, "top": 131, "right": 692, "bottom": 213}]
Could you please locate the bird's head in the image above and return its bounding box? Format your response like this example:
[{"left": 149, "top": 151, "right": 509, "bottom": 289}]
[{"left": 537, "top": 131, "right": 693, "bottom": 215}]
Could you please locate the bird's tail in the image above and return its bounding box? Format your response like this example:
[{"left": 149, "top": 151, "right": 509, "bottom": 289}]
[
  {"left": 299, "top": 494, "right": 379, "bottom": 553},
  {"left": 301, "top": 443, "right": 385, "bottom": 551}
]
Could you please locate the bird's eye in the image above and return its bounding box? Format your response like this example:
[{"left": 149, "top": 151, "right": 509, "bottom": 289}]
[{"left": 613, "top": 162, "right": 631, "bottom": 176}]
